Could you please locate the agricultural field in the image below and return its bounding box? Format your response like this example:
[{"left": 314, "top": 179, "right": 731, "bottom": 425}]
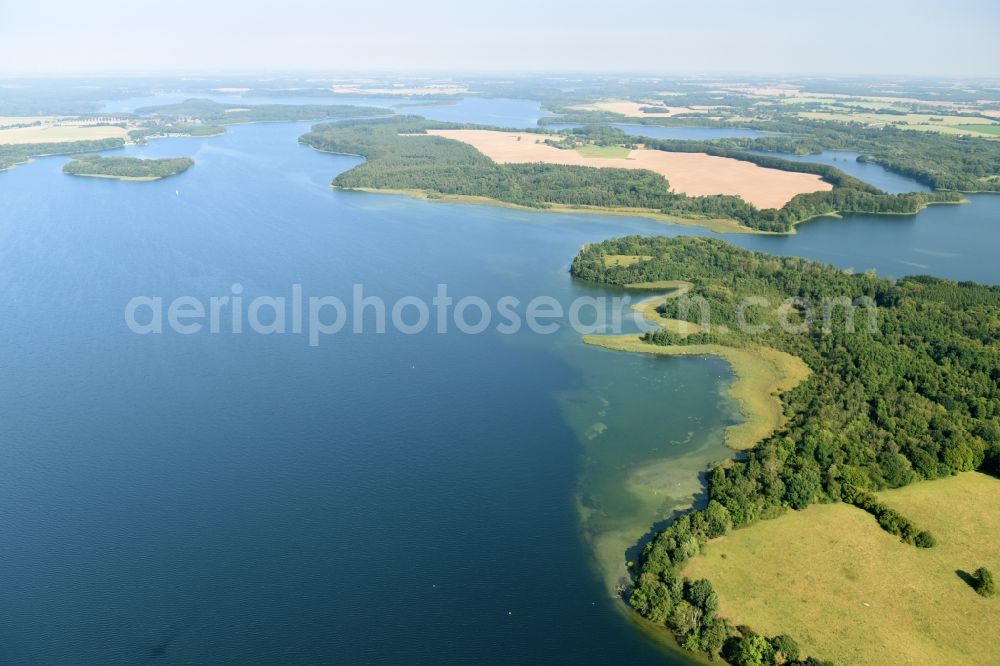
[
  {"left": 0, "top": 122, "right": 130, "bottom": 145},
  {"left": 425, "top": 129, "right": 831, "bottom": 208},
  {"left": 575, "top": 144, "right": 631, "bottom": 158},
  {"left": 683, "top": 472, "right": 1000, "bottom": 665},
  {"left": 797, "top": 110, "right": 1000, "bottom": 137}
]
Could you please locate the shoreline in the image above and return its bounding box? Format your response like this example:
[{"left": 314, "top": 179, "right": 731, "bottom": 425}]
[
  {"left": 329, "top": 185, "right": 969, "bottom": 236},
  {"left": 332, "top": 186, "right": 771, "bottom": 235},
  {"left": 573, "top": 285, "right": 810, "bottom": 656},
  {"left": 590, "top": 280, "right": 810, "bottom": 451},
  {"left": 64, "top": 172, "right": 162, "bottom": 181}
]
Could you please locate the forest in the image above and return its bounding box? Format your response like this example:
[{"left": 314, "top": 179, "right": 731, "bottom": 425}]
[
  {"left": 572, "top": 236, "right": 1000, "bottom": 664},
  {"left": 299, "top": 118, "right": 960, "bottom": 233},
  {"left": 62, "top": 155, "right": 194, "bottom": 179},
  {"left": 0, "top": 138, "right": 127, "bottom": 171}
]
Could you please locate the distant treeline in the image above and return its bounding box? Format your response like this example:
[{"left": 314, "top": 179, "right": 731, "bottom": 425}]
[
  {"left": 135, "top": 99, "right": 394, "bottom": 125},
  {"left": 572, "top": 236, "right": 1000, "bottom": 663},
  {"left": 63, "top": 155, "right": 193, "bottom": 179},
  {"left": 300, "top": 118, "right": 959, "bottom": 232}
]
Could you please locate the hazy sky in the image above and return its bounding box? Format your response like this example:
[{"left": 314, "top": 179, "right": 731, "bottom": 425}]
[{"left": 1, "top": 0, "right": 998, "bottom": 77}]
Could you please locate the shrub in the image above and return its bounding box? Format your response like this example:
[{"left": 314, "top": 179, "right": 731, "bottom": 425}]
[
  {"left": 771, "top": 633, "right": 801, "bottom": 661},
  {"left": 723, "top": 633, "right": 775, "bottom": 666},
  {"left": 973, "top": 567, "right": 996, "bottom": 598}
]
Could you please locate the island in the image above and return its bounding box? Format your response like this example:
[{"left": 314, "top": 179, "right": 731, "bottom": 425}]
[
  {"left": 62, "top": 155, "right": 194, "bottom": 181},
  {"left": 572, "top": 235, "right": 1000, "bottom": 665}
]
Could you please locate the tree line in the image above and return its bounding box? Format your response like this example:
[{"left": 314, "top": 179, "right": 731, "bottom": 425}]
[
  {"left": 0, "top": 138, "right": 127, "bottom": 171},
  {"left": 135, "top": 99, "right": 394, "bottom": 125}
]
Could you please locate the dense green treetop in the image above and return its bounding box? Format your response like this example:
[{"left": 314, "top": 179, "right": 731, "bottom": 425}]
[
  {"left": 62, "top": 155, "right": 194, "bottom": 179},
  {"left": 0, "top": 138, "right": 127, "bottom": 171}
]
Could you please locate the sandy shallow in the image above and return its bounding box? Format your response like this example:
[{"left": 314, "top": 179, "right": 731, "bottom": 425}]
[
  {"left": 0, "top": 123, "right": 129, "bottom": 145},
  {"left": 425, "top": 129, "right": 831, "bottom": 209}
]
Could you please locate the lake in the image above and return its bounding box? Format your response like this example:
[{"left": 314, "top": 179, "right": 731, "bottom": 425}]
[
  {"left": 0, "top": 122, "right": 702, "bottom": 664},
  {"left": 749, "top": 149, "right": 932, "bottom": 195},
  {"left": 0, "top": 119, "right": 996, "bottom": 663}
]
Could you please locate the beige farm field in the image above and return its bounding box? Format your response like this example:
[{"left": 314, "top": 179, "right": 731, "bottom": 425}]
[
  {"left": 683, "top": 472, "right": 1000, "bottom": 665},
  {"left": 0, "top": 123, "right": 129, "bottom": 145},
  {"left": 426, "top": 129, "right": 831, "bottom": 209},
  {"left": 0, "top": 116, "right": 57, "bottom": 128}
]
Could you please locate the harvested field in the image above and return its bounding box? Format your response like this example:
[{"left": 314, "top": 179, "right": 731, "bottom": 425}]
[
  {"left": 0, "top": 123, "right": 129, "bottom": 145},
  {"left": 425, "top": 129, "right": 831, "bottom": 209}
]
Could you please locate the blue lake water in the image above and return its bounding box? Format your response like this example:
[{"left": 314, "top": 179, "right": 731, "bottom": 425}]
[
  {"left": 749, "top": 149, "right": 931, "bottom": 194},
  {"left": 0, "top": 119, "right": 997, "bottom": 663},
  {"left": 398, "top": 98, "right": 549, "bottom": 127},
  {"left": 0, "top": 123, "right": 702, "bottom": 664}
]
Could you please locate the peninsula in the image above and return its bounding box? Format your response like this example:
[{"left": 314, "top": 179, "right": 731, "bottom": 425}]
[
  {"left": 300, "top": 118, "right": 962, "bottom": 233},
  {"left": 573, "top": 235, "right": 1000, "bottom": 664}
]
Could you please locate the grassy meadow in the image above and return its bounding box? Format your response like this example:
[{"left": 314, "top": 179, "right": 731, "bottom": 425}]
[
  {"left": 576, "top": 144, "right": 632, "bottom": 158},
  {"left": 683, "top": 472, "right": 1000, "bottom": 665}
]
